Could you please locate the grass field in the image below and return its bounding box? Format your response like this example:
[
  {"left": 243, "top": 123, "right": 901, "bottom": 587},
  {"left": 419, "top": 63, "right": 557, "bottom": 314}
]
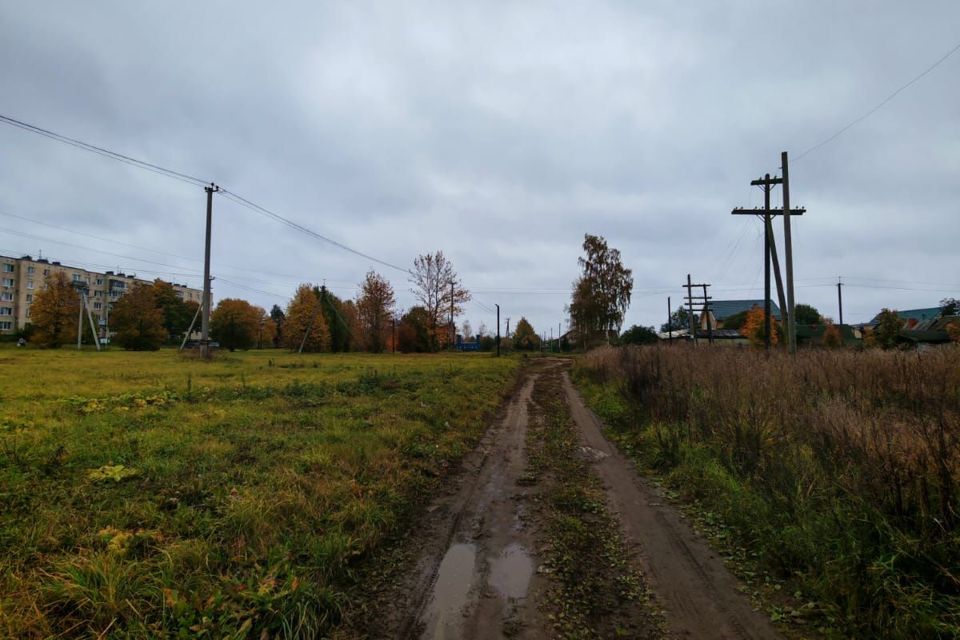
[
  {"left": 574, "top": 345, "right": 960, "bottom": 639},
  {"left": 0, "top": 347, "right": 519, "bottom": 638}
]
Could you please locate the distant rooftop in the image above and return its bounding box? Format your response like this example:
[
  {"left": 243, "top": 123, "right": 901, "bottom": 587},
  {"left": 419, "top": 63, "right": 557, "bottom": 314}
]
[
  {"left": 867, "top": 307, "right": 942, "bottom": 326},
  {"left": 710, "top": 299, "right": 781, "bottom": 321}
]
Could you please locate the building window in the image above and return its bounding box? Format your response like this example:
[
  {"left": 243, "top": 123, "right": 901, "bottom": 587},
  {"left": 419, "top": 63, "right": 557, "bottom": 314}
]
[
  {"left": 26, "top": 294, "right": 33, "bottom": 302},
  {"left": 0, "top": 292, "right": 11, "bottom": 302},
  {"left": 2, "top": 264, "right": 13, "bottom": 272},
  {"left": 0, "top": 321, "right": 11, "bottom": 330},
  {"left": 73, "top": 274, "right": 82, "bottom": 282},
  {"left": 25, "top": 308, "right": 30, "bottom": 318},
  {"left": 0, "top": 307, "right": 13, "bottom": 316},
  {"left": 2, "top": 278, "right": 13, "bottom": 287},
  {"left": 27, "top": 280, "right": 34, "bottom": 290},
  {"left": 96, "top": 278, "right": 103, "bottom": 285},
  {"left": 94, "top": 302, "right": 102, "bottom": 310},
  {"left": 43, "top": 269, "right": 49, "bottom": 276},
  {"left": 27, "top": 265, "right": 35, "bottom": 274}
]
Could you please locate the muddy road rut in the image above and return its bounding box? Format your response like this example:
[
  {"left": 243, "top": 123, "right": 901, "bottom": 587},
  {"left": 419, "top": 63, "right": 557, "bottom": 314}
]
[{"left": 356, "top": 360, "right": 783, "bottom": 639}]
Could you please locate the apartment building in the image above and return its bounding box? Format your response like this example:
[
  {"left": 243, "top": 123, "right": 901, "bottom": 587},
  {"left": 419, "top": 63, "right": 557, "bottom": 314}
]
[{"left": 0, "top": 254, "right": 202, "bottom": 336}]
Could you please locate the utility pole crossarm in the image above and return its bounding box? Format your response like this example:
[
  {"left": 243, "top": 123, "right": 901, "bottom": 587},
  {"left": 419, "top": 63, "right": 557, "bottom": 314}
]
[{"left": 731, "top": 207, "right": 805, "bottom": 216}]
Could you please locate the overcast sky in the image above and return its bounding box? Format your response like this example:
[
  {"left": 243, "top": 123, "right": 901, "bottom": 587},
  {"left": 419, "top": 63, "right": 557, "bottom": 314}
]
[{"left": 2, "top": 2, "right": 958, "bottom": 335}]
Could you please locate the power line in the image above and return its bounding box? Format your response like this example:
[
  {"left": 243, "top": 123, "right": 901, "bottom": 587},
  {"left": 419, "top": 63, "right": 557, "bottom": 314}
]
[
  {"left": 0, "top": 227, "right": 206, "bottom": 276},
  {"left": 0, "top": 113, "right": 413, "bottom": 276},
  {"left": 794, "top": 38, "right": 960, "bottom": 161},
  {"left": 218, "top": 190, "right": 411, "bottom": 274},
  {"left": 0, "top": 113, "right": 209, "bottom": 186}
]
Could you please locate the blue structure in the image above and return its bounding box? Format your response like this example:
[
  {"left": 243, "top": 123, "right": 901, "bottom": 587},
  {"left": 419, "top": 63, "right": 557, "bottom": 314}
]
[{"left": 456, "top": 335, "right": 481, "bottom": 351}]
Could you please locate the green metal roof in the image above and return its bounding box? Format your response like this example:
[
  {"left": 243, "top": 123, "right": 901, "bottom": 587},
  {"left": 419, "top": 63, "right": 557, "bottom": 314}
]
[
  {"left": 868, "top": 307, "right": 942, "bottom": 326},
  {"left": 710, "top": 299, "right": 781, "bottom": 321}
]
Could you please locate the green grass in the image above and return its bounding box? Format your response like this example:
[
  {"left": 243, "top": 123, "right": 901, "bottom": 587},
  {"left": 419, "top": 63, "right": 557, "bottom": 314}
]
[
  {"left": 0, "top": 347, "right": 518, "bottom": 638},
  {"left": 526, "top": 371, "right": 659, "bottom": 639}
]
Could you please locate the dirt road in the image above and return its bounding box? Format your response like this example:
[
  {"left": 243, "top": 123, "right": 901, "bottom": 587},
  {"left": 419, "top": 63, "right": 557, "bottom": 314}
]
[{"left": 358, "top": 360, "right": 783, "bottom": 639}]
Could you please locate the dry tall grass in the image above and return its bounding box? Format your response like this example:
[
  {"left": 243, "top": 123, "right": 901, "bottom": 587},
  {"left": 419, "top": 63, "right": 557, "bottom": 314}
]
[{"left": 576, "top": 344, "right": 960, "bottom": 638}]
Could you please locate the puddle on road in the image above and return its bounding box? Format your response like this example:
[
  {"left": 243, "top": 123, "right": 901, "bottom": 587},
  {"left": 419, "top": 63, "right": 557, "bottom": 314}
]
[
  {"left": 420, "top": 543, "right": 477, "bottom": 640},
  {"left": 488, "top": 543, "right": 533, "bottom": 599}
]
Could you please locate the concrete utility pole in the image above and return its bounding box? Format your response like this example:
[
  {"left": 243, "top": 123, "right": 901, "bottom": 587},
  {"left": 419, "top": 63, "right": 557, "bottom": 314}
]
[
  {"left": 179, "top": 302, "right": 203, "bottom": 352},
  {"left": 77, "top": 291, "right": 85, "bottom": 350},
  {"left": 837, "top": 278, "right": 844, "bottom": 327},
  {"left": 392, "top": 318, "right": 397, "bottom": 353},
  {"left": 495, "top": 304, "right": 501, "bottom": 357},
  {"left": 201, "top": 183, "right": 219, "bottom": 358},
  {"left": 83, "top": 291, "right": 100, "bottom": 351}
]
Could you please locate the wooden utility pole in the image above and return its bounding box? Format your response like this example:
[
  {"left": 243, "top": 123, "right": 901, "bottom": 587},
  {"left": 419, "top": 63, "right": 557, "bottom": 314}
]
[
  {"left": 781, "top": 151, "right": 797, "bottom": 353},
  {"left": 685, "top": 274, "right": 696, "bottom": 344},
  {"left": 701, "top": 284, "right": 714, "bottom": 344},
  {"left": 449, "top": 280, "right": 455, "bottom": 350},
  {"left": 392, "top": 318, "right": 397, "bottom": 353},
  {"left": 495, "top": 304, "right": 501, "bottom": 357},
  {"left": 732, "top": 161, "right": 805, "bottom": 352},
  {"left": 201, "top": 183, "right": 219, "bottom": 358},
  {"left": 684, "top": 275, "right": 711, "bottom": 345},
  {"left": 837, "top": 278, "right": 844, "bottom": 327}
]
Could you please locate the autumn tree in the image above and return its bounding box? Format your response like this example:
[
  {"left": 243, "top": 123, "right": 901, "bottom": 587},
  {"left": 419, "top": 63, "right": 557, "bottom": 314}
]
[
  {"left": 357, "top": 270, "right": 396, "bottom": 353},
  {"left": 568, "top": 234, "right": 633, "bottom": 346},
  {"left": 30, "top": 272, "right": 81, "bottom": 348},
  {"left": 513, "top": 317, "right": 540, "bottom": 351},
  {"left": 947, "top": 321, "right": 960, "bottom": 343},
  {"left": 284, "top": 284, "right": 330, "bottom": 352},
  {"left": 254, "top": 306, "right": 277, "bottom": 349},
  {"left": 940, "top": 297, "right": 959, "bottom": 316},
  {"left": 874, "top": 308, "right": 903, "bottom": 349},
  {"left": 740, "top": 306, "right": 780, "bottom": 348},
  {"left": 270, "top": 304, "right": 286, "bottom": 348},
  {"left": 410, "top": 251, "right": 471, "bottom": 350},
  {"left": 110, "top": 282, "right": 167, "bottom": 350},
  {"left": 152, "top": 279, "right": 193, "bottom": 342},
  {"left": 210, "top": 298, "right": 261, "bottom": 351},
  {"left": 339, "top": 300, "right": 363, "bottom": 352},
  {"left": 822, "top": 322, "right": 843, "bottom": 348},
  {"left": 397, "top": 306, "right": 432, "bottom": 353}
]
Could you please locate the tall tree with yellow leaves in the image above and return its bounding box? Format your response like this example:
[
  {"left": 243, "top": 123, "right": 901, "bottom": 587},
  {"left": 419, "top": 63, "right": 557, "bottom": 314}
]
[
  {"left": 357, "top": 270, "right": 395, "bottom": 353},
  {"left": 740, "top": 306, "right": 780, "bottom": 348},
  {"left": 284, "top": 284, "right": 330, "bottom": 352},
  {"left": 30, "top": 272, "right": 81, "bottom": 348},
  {"left": 111, "top": 282, "right": 167, "bottom": 350}
]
